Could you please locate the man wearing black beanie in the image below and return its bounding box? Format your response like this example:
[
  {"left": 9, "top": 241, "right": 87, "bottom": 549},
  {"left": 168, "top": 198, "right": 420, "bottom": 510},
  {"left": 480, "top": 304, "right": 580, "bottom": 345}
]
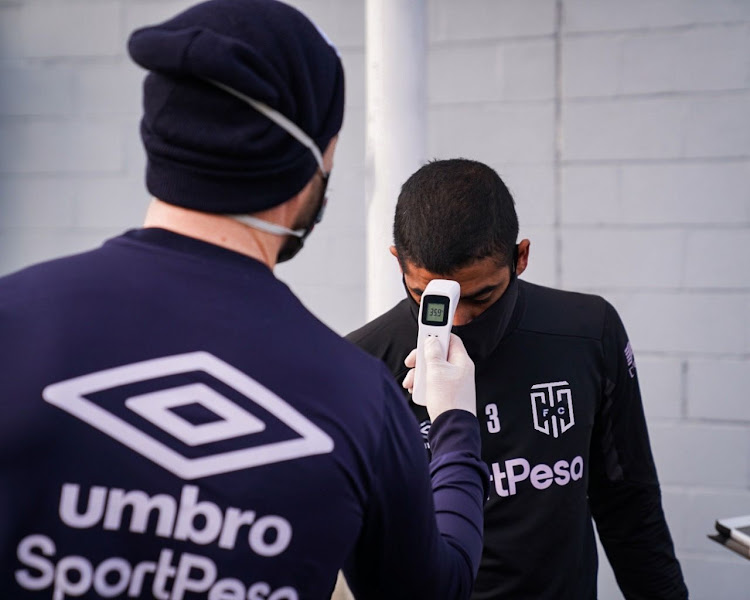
[{"left": 0, "top": 2, "right": 489, "bottom": 599}]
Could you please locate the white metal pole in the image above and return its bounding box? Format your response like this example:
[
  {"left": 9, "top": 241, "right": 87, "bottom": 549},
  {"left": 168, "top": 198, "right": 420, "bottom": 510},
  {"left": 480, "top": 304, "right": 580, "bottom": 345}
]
[{"left": 365, "top": 0, "right": 427, "bottom": 321}]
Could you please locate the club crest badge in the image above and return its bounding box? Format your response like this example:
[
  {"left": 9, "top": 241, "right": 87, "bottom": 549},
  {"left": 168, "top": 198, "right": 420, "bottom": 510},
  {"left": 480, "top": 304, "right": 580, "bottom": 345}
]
[{"left": 530, "top": 381, "right": 574, "bottom": 438}]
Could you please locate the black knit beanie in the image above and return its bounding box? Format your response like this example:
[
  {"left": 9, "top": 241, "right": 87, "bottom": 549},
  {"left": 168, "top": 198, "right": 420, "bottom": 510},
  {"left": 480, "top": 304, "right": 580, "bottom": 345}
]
[{"left": 127, "top": 0, "right": 345, "bottom": 214}]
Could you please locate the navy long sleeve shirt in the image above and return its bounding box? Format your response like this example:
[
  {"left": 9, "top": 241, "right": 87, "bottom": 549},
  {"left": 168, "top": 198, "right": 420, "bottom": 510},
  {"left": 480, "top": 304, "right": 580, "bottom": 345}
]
[
  {"left": 348, "top": 280, "right": 688, "bottom": 600},
  {"left": 0, "top": 228, "right": 488, "bottom": 599}
]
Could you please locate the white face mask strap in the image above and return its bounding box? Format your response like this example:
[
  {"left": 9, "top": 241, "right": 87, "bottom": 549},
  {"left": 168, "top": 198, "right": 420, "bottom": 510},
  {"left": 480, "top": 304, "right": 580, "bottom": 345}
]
[
  {"left": 231, "top": 215, "right": 305, "bottom": 238},
  {"left": 206, "top": 78, "right": 325, "bottom": 172},
  {"left": 205, "top": 78, "right": 327, "bottom": 239}
]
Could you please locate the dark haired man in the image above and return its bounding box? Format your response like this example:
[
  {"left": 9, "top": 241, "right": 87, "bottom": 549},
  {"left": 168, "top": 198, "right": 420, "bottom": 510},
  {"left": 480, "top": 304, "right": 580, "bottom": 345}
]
[
  {"left": 0, "top": 3, "right": 488, "bottom": 599},
  {"left": 348, "top": 158, "right": 688, "bottom": 599}
]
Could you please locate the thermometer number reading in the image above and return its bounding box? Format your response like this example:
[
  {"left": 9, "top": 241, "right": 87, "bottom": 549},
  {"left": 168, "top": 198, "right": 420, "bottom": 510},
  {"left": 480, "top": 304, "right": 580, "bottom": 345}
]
[
  {"left": 420, "top": 295, "right": 450, "bottom": 327},
  {"left": 426, "top": 303, "right": 445, "bottom": 323}
]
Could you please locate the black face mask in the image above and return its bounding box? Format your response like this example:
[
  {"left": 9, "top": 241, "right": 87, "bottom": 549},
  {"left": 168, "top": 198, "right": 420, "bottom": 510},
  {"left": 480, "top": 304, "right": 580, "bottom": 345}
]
[
  {"left": 451, "top": 273, "right": 519, "bottom": 361},
  {"left": 405, "top": 271, "right": 520, "bottom": 362},
  {"left": 277, "top": 172, "right": 329, "bottom": 263}
]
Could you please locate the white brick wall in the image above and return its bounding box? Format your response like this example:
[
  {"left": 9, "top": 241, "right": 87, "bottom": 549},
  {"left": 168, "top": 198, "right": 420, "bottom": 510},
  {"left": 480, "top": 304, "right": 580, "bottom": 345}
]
[
  {"left": 429, "top": 0, "right": 556, "bottom": 41},
  {"left": 564, "top": 0, "right": 750, "bottom": 32},
  {"left": 557, "top": 2, "right": 750, "bottom": 596},
  {"left": 688, "top": 359, "right": 750, "bottom": 421},
  {"left": 619, "top": 163, "right": 749, "bottom": 225},
  {"left": 562, "top": 163, "right": 749, "bottom": 226},
  {"left": 517, "top": 225, "right": 556, "bottom": 288},
  {"left": 637, "top": 357, "right": 683, "bottom": 420},
  {"left": 670, "top": 488, "right": 750, "bottom": 554},
  {"left": 429, "top": 103, "right": 556, "bottom": 164},
  {"left": 74, "top": 61, "right": 145, "bottom": 115},
  {"left": 606, "top": 292, "right": 747, "bottom": 354},
  {"left": 561, "top": 229, "right": 686, "bottom": 289},
  {"left": 289, "top": 0, "right": 364, "bottom": 49},
  {"left": 685, "top": 93, "right": 750, "bottom": 157},
  {"left": 429, "top": 40, "right": 556, "bottom": 103},
  {"left": 0, "top": 226, "right": 124, "bottom": 274},
  {"left": 122, "top": 1, "right": 196, "bottom": 36},
  {"left": 564, "top": 97, "right": 689, "bottom": 160},
  {"left": 650, "top": 423, "right": 750, "bottom": 488},
  {"left": 620, "top": 27, "right": 750, "bottom": 94},
  {"left": 1, "top": 1, "right": 748, "bottom": 598},
  {"left": 0, "top": 64, "right": 75, "bottom": 116},
  {"left": 3, "top": 2, "right": 122, "bottom": 59},
  {"left": 562, "top": 35, "right": 621, "bottom": 98},
  {"left": 0, "top": 121, "right": 124, "bottom": 173},
  {"left": 501, "top": 165, "right": 555, "bottom": 226},
  {"left": 685, "top": 230, "right": 750, "bottom": 288}
]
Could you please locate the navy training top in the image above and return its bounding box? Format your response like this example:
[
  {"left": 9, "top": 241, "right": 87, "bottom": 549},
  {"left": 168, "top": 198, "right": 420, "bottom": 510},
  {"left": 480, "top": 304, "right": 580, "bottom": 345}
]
[
  {"left": 348, "top": 280, "right": 687, "bottom": 599},
  {"left": 0, "top": 228, "right": 489, "bottom": 600}
]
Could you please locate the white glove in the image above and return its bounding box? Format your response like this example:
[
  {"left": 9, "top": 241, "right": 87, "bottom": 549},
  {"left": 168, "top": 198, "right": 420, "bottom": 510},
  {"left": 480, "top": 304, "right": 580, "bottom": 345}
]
[{"left": 402, "top": 334, "right": 477, "bottom": 421}]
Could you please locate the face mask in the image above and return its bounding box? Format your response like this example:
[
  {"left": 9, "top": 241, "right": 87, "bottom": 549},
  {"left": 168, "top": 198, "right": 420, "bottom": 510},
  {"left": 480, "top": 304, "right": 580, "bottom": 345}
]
[
  {"left": 404, "top": 271, "right": 520, "bottom": 362},
  {"left": 231, "top": 183, "right": 325, "bottom": 263},
  {"left": 275, "top": 172, "right": 329, "bottom": 263},
  {"left": 451, "top": 273, "right": 519, "bottom": 361},
  {"left": 206, "top": 79, "right": 329, "bottom": 263}
]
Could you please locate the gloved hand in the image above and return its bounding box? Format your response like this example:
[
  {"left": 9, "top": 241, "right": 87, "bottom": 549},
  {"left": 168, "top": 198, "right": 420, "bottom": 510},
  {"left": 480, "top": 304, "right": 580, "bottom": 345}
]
[{"left": 402, "top": 334, "right": 477, "bottom": 421}]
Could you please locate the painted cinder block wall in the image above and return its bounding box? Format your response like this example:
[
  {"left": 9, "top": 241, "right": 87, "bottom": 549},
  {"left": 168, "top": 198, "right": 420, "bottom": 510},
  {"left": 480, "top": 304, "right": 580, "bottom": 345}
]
[{"left": 0, "top": 1, "right": 748, "bottom": 598}]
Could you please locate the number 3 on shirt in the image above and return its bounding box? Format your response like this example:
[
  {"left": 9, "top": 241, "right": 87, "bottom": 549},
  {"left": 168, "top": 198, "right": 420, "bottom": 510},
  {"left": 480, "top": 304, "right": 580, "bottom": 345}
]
[{"left": 485, "top": 403, "right": 501, "bottom": 434}]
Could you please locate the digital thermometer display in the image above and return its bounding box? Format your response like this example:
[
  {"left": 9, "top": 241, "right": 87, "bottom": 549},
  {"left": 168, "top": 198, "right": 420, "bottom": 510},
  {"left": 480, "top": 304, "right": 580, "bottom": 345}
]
[{"left": 421, "top": 295, "right": 450, "bottom": 326}]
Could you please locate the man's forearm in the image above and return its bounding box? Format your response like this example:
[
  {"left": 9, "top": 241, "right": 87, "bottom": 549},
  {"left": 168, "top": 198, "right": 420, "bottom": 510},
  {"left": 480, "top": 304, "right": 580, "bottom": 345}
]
[{"left": 592, "top": 481, "right": 688, "bottom": 599}]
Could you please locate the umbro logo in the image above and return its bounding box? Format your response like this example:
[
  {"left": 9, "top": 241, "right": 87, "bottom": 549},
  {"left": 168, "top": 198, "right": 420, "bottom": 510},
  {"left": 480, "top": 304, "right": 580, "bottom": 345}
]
[
  {"left": 624, "top": 341, "right": 636, "bottom": 378},
  {"left": 419, "top": 420, "right": 432, "bottom": 451},
  {"left": 43, "top": 352, "right": 334, "bottom": 479},
  {"left": 530, "top": 381, "right": 574, "bottom": 438}
]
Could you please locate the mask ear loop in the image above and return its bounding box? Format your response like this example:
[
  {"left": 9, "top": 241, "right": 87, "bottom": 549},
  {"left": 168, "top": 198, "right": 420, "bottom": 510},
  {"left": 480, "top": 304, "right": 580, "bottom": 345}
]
[
  {"left": 206, "top": 79, "right": 326, "bottom": 173},
  {"left": 511, "top": 244, "right": 519, "bottom": 275},
  {"left": 230, "top": 215, "right": 305, "bottom": 238},
  {"left": 204, "top": 78, "right": 328, "bottom": 238}
]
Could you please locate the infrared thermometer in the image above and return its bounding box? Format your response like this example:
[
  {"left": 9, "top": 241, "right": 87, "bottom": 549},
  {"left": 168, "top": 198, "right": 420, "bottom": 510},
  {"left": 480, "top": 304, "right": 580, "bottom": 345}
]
[{"left": 412, "top": 279, "right": 461, "bottom": 406}]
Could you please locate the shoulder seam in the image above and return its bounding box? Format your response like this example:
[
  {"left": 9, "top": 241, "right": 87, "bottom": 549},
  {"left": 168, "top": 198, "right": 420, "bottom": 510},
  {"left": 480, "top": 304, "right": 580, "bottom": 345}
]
[
  {"left": 346, "top": 323, "right": 385, "bottom": 347},
  {"left": 514, "top": 327, "right": 602, "bottom": 342}
]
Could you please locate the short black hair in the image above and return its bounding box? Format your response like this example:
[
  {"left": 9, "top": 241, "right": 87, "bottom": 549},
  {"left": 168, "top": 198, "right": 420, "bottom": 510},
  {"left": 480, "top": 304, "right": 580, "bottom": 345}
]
[{"left": 393, "top": 158, "right": 519, "bottom": 274}]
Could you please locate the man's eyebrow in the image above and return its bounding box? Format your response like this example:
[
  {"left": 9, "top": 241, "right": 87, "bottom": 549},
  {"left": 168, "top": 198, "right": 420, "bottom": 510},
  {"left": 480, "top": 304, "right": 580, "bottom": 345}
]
[{"left": 460, "top": 283, "right": 502, "bottom": 301}]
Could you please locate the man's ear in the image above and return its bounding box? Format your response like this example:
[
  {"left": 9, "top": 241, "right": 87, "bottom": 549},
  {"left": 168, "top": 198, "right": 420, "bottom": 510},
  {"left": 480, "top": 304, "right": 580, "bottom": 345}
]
[
  {"left": 389, "top": 245, "right": 403, "bottom": 274},
  {"left": 516, "top": 239, "right": 530, "bottom": 276}
]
